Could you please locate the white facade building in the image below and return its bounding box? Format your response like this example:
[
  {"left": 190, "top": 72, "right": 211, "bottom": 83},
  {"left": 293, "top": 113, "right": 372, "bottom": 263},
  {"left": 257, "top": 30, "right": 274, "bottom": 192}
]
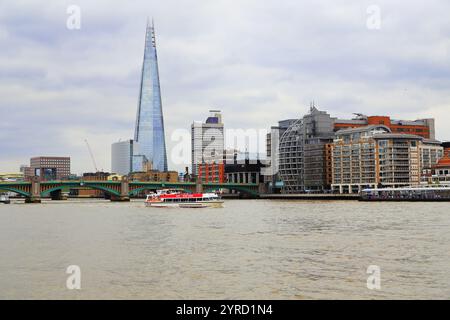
[
  {"left": 111, "top": 140, "right": 140, "bottom": 175},
  {"left": 191, "top": 111, "right": 224, "bottom": 176}
]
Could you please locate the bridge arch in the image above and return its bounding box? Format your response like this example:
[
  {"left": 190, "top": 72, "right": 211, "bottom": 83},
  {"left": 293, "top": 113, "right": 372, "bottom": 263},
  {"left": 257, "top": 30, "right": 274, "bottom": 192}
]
[
  {"left": 40, "top": 184, "right": 121, "bottom": 197},
  {"left": 0, "top": 187, "right": 31, "bottom": 197},
  {"left": 204, "top": 185, "right": 259, "bottom": 197}
]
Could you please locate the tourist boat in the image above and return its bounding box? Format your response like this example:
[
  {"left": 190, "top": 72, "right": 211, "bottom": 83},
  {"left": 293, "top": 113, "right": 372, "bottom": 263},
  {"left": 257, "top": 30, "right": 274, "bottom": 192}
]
[
  {"left": 0, "top": 193, "right": 10, "bottom": 204},
  {"left": 360, "top": 185, "right": 450, "bottom": 201},
  {"left": 145, "top": 189, "right": 224, "bottom": 208}
]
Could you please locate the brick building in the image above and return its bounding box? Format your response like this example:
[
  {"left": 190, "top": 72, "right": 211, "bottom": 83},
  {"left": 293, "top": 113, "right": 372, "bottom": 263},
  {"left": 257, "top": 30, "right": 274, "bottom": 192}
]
[
  {"left": 25, "top": 156, "right": 71, "bottom": 181},
  {"left": 334, "top": 115, "right": 435, "bottom": 139},
  {"left": 197, "top": 163, "right": 225, "bottom": 183}
]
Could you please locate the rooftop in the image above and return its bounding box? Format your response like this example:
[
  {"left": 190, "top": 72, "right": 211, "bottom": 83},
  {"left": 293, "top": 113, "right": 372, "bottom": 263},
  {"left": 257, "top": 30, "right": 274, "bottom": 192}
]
[{"left": 335, "top": 125, "right": 391, "bottom": 135}]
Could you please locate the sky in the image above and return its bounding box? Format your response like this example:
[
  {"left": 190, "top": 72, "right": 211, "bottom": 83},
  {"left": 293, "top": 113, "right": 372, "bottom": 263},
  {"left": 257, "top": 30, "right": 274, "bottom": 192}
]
[{"left": 1, "top": 0, "right": 449, "bottom": 174}]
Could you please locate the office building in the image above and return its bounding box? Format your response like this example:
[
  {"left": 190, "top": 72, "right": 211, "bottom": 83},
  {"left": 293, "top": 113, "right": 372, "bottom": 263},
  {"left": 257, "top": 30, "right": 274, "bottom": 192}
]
[
  {"left": 111, "top": 140, "right": 140, "bottom": 175},
  {"left": 191, "top": 110, "right": 224, "bottom": 176},
  {"left": 26, "top": 156, "right": 71, "bottom": 181},
  {"left": 132, "top": 154, "right": 150, "bottom": 172},
  {"left": 134, "top": 21, "right": 168, "bottom": 172},
  {"left": 278, "top": 106, "right": 335, "bottom": 193},
  {"left": 225, "top": 157, "right": 264, "bottom": 185},
  {"left": 264, "top": 119, "right": 297, "bottom": 192},
  {"left": 333, "top": 114, "right": 435, "bottom": 139}
]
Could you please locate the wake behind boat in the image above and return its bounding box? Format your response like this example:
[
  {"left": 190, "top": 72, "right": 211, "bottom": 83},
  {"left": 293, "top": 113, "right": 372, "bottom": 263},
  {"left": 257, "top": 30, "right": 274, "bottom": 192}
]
[{"left": 145, "top": 189, "right": 224, "bottom": 208}]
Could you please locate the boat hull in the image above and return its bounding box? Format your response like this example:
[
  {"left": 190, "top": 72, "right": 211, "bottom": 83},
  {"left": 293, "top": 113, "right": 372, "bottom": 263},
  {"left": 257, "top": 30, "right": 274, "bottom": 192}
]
[
  {"left": 145, "top": 200, "right": 224, "bottom": 208},
  {"left": 0, "top": 195, "right": 10, "bottom": 204}
]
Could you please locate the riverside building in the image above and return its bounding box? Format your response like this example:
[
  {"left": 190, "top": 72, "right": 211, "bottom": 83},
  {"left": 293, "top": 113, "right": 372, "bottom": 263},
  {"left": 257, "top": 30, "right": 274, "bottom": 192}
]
[
  {"left": 422, "top": 142, "right": 450, "bottom": 186},
  {"left": 420, "top": 140, "right": 444, "bottom": 177},
  {"left": 273, "top": 106, "right": 439, "bottom": 194},
  {"left": 331, "top": 125, "right": 426, "bottom": 194},
  {"left": 264, "top": 119, "right": 297, "bottom": 193},
  {"left": 278, "top": 106, "right": 335, "bottom": 193}
]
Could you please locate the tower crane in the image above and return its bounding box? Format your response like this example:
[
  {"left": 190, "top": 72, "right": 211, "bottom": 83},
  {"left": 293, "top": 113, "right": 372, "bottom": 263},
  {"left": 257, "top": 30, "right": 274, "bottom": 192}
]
[{"left": 84, "top": 139, "right": 99, "bottom": 172}]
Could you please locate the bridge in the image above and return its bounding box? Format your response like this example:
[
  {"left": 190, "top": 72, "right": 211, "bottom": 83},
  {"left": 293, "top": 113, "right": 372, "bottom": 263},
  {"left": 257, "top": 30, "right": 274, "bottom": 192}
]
[{"left": 0, "top": 177, "right": 262, "bottom": 203}]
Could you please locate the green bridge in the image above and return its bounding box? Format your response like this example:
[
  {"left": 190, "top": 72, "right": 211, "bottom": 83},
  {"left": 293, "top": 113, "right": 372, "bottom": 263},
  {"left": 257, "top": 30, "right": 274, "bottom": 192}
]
[{"left": 0, "top": 177, "right": 261, "bottom": 203}]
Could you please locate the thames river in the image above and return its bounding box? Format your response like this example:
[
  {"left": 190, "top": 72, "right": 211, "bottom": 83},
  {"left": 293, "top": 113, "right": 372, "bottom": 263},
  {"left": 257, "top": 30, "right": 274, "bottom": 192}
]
[{"left": 0, "top": 199, "right": 449, "bottom": 299}]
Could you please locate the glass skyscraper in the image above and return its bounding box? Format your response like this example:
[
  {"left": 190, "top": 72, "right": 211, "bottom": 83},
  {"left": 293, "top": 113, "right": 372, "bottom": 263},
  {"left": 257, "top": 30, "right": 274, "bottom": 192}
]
[{"left": 134, "top": 21, "right": 168, "bottom": 172}]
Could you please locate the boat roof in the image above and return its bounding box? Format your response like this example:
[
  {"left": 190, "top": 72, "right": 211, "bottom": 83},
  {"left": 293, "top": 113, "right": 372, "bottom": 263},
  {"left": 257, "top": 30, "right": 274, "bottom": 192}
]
[{"left": 362, "top": 186, "right": 450, "bottom": 192}]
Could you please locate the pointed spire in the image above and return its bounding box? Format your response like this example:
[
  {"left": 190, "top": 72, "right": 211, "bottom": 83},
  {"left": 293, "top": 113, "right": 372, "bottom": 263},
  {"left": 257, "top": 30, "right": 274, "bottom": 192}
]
[
  {"left": 135, "top": 19, "right": 167, "bottom": 171},
  {"left": 144, "top": 17, "right": 156, "bottom": 48},
  {"left": 151, "top": 18, "right": 156, "bottom": 47}
]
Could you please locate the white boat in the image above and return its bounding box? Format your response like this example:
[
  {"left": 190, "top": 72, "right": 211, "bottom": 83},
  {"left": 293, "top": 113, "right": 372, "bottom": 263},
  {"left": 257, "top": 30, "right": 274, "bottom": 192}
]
[
  {"left": 0, "top": 193, "right": 10, "bottom": 204},
  {"left": 360, "top": 185, "right": 450, "bottom": 201},
  {"left": 145, "top": 189, "right": 224, "bottom": 208}
]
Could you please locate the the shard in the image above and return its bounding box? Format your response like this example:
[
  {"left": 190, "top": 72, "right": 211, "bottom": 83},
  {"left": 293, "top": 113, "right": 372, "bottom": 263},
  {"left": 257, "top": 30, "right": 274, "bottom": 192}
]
[{"left": 134, "top": 20, "right": 168, "bottom": 172}]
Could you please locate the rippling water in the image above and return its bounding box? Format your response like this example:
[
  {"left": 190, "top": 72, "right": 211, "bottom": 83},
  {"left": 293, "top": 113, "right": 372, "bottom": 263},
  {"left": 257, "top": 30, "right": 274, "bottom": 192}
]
[{"left": 0, "top": 199, "right": 449, "bottom": 299}]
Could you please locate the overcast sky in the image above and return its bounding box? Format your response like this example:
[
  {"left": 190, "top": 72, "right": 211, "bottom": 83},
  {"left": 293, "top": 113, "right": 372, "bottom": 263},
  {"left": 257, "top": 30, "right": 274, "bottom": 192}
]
[{"left": 1, "top": 0, "right": 449, "bottom": 174}]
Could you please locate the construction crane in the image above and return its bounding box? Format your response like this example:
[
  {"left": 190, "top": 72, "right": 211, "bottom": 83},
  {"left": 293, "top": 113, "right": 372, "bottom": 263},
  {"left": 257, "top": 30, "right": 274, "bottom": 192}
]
[{"left": 84, "top": 139, "right": 99, "bottom": 172}]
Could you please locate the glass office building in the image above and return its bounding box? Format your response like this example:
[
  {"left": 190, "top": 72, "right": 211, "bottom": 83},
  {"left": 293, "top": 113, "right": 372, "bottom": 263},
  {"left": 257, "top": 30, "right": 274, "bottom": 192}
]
[
  {"left": 111, "top": 140, "right": 137, "bottom": 175},
  {"left": 278, "top": 107, "right": 335, "bottom": 193},
  {"left": 134, "top": 21, "right": 168, "bottom": 172}
]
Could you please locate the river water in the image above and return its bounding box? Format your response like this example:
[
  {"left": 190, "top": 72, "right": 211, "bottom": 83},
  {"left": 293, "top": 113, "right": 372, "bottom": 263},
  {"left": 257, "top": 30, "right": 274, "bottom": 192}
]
[{"left": 0, "top": 199, "right": 449, "bottom": 299}]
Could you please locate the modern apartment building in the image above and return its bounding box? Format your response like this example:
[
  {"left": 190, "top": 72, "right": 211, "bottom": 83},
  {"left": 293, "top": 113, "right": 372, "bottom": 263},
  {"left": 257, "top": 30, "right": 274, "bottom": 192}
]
[
  {"left": 191, "top": 110, "right": 224, "bottom": 176},
  {"left": 422, "top": 142, "right": 450, "bottom": 185},
  {"left": 331, "top": 125, "right": 425, "bottom": 193},
  {"left": 420, "top": 140, "right": 444, "bottom": 172}
]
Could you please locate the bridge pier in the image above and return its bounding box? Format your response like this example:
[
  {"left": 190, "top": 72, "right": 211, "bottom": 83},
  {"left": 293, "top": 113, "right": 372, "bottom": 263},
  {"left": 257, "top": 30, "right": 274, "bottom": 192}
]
[
  {"left": 258, "top": 183, "right": 266, "bottom": 196},
  {"left": 111, "top": 177, "right": 130, "bottom": 202},
  {"left": 196, "top": 177, "right": 203, "bottom": 193},
  {"left": 25, "top": 176, "right": 41, "bottom": 203},
  {"left": 25, "top": 196, "right": 41, "bottom": 203},
  {"left": 110, "top": 196, "right": 130, "bottom": 202}
]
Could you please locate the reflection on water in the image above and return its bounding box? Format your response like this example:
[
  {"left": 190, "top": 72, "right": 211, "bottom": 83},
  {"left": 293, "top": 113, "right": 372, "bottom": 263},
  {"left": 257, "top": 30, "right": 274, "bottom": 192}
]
[{"left": 0, "top": 199, "right": 449, "bottom": 299}]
